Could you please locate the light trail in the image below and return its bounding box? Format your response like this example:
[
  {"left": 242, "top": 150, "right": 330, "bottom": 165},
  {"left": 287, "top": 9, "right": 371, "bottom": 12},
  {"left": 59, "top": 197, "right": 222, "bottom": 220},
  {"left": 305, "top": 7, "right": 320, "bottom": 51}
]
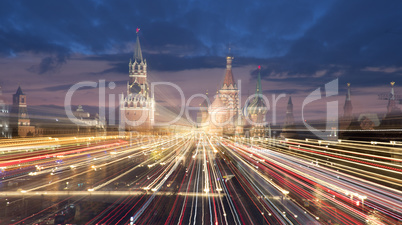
[{"left": 1, "top": 133, "right": 401, "bottom": 225}]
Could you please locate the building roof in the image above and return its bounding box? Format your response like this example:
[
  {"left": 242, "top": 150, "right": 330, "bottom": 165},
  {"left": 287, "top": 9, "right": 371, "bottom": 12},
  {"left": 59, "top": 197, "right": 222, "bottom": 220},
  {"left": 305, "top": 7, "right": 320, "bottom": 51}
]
[
  {"left": 15, "top": 85, "right": 24, "bottom": 95},
  {"left": 210, "top": 95, "right": 226, "bottom": 109},
  {"left": 199, "top": 97, "right": 210, "bottom": 111},
  {"left": 222, "top": 56, "right": 235, "bottom": 88},
  {"left": 247, "top": 97, "right": 267, "bottom": 115},
  {"left": 288, "top": 96, "right": 293, "bottom": 105},
  {"left": 134, "top": 31, "right": 143, "bottom": 62}
]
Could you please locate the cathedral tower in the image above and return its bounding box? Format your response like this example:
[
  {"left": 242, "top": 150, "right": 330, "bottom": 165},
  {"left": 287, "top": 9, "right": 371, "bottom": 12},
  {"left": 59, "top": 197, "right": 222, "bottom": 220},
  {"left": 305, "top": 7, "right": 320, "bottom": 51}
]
[{"left": 218, "top": 55, "right": 239, "bottom": 133}]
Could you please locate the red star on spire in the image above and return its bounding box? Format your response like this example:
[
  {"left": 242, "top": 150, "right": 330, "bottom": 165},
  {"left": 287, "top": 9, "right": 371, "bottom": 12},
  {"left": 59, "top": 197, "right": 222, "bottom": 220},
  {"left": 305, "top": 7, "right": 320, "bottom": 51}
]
[
  {"left": 258, "top": 65, "right": 261, "bottom": 70},
  {"left": 136, "top": 27, "right": 140, "bottom": 33}
]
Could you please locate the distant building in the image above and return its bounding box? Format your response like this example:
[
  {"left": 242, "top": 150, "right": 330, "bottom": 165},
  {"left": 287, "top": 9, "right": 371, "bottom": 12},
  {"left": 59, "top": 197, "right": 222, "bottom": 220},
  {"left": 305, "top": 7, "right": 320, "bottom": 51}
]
[
  {"left": 341, "top": 82, "right": 402, "bottom": 141},
  {"left": 0, "top": 85, "right": 11, "bottom": 138},
  {"left": 72, "top": 105, "right": 106, "bottom": 134},
  {"left": 120, "top": 29, "right": 155, "bottom": 131},
  {"left": 10, "top": 86, "right": 36, "bottom": 137},
  {"left": 378, "top": 82, "right": 402, "bottom": 131}
]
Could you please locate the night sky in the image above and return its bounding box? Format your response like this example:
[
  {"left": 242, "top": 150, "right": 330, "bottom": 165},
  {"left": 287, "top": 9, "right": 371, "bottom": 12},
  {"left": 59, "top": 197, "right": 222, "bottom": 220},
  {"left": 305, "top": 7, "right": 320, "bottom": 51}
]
[{"left": 1, "top": 0, "right": 402, "bottom": 123}]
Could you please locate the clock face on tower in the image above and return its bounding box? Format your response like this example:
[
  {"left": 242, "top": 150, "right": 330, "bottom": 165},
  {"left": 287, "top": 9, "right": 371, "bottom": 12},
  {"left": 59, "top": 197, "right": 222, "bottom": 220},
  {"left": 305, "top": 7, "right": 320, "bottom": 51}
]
[{"left": 130, "top": 83, "right": 141, "bottom": 94}]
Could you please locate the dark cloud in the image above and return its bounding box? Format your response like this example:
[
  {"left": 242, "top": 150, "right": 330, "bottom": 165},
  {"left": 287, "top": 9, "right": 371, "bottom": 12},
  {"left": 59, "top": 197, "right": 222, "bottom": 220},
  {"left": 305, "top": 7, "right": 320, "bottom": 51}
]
[
  {"left": 285, "top": 0, "right": 402, "bottom": 66},
  {"left": 244, "top": 0, "right": 402, "bottom": 89},
  {"left": 27, "top": 55, "right": 68, "bottom": 74},
  {"left": 0, "top": 0, "right": 333, "bottom": 58},
  {"left": 86, "top": 52, "right": 268, "bottom": 74},
  {"left": 1, "top": 0, "right": 402, "bottom": 90}
]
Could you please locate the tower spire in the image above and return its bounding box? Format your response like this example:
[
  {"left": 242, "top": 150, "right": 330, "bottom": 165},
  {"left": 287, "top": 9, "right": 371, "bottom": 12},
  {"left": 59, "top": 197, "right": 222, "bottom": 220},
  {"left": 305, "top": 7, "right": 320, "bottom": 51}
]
[
  {"left": 222, "top": 55, "right": 235, "bottom": 88},
  {"left": 134, "top": 28, "right": 143, "bottom": 62},
  {"left": 256, "top": 65, "right": 262, "bottom": 96},
  {"left": 16, "top": 85, "right": 24, "bottom": 95},
  {"left": 390, "top": 81, "right": 395, "bottom": 100},
  {"left": 346, "top": 83, "right": 351, "bottom": 101}
]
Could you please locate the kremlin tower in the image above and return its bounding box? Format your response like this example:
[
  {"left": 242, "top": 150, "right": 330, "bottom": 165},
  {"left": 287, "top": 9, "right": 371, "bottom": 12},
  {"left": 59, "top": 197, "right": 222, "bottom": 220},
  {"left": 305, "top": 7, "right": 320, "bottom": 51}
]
[
  {"left": 339, "top": 83, "right": 355, "bottom": 134},
  {"left": 343, "top": 83, "right": 353, "bottom": 118},
  {"left": 282, "top": 96, "right": 297, "bottom": 138},
  {"left": 10, "top": 86, "right": 35, "bottom": 137},
  {"left": 386, "top": 82, "right": 400, "bottom": 115},
  {"left": 120, "top": 29, "right": 155, "bottom": 131},
  {"left": 284, "top": 96, "right": 294, "bottom": 126},
  {"left": 247, "top": 66, "right": 268, "bottom": 137}
]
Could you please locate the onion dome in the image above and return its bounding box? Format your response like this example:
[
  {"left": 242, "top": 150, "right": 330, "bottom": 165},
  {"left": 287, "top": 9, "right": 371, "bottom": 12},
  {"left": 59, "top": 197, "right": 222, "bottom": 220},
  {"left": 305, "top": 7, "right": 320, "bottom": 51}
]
[{"left": 247, "top": 97, "right": 268, "bottom": 115}]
